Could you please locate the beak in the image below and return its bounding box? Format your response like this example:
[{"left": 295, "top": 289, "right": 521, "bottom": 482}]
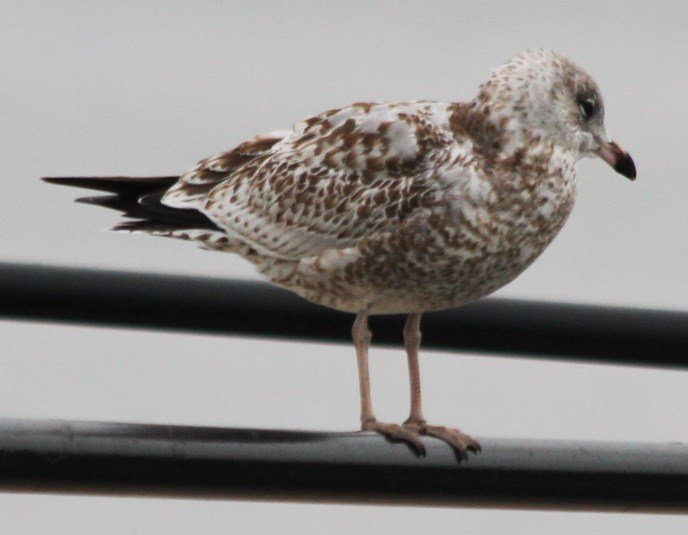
[{"left": 596, "top": 140, "right": 636, "bottom": 180}]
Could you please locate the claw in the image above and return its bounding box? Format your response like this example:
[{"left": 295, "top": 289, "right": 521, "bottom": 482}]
[
  {"left": 361, "top": 419, "right": 479, "bottom": 461},
  {"left": 404, "top": 421, "right": 480, "bottom": 461},
  {"left": 362, "top": 420, "right": 426, "bottom": 456}
]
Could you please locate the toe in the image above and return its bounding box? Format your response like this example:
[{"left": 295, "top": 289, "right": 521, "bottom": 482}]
[
  {"left": 466, "top": 435, "right": 482, "bottom": 453},
  {"left": 388, "top": 426, "right": 426, "bottom": 456},
  {"left": 422, "top": 425, "right": 481, "bottom": 460},
  {"left": 363, "top": 421, "right": 426, "bottom": 457}
]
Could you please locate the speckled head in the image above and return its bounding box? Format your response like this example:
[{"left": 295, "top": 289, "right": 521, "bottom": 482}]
[{"left": 475, "top": 49, "right": 636, "bottom": 179}]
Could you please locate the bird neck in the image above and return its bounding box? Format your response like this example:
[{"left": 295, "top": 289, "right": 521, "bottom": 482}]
[{"left": 448, "top": 100, "right": 567, "bottom": 168}]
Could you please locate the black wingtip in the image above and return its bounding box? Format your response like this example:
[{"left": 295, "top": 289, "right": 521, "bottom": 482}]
[
  {"left": 42, "top": 176, "right": 75, "bottom": 185},
  {"left": 44, "top": 175, "right": 220, "bottom": 232},
  {"left": 42, "top": 176, "right": 180, "bottom": 193},
  {"left": 75, "top": 195, "right": 119, "bottom": 207}
]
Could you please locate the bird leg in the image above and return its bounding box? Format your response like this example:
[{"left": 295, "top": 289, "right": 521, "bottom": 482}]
[
  {"left": 353, "top": 311, "right": 425, "bottom": 456},
  {"left": 401, "top": 313, "right": 481, "bottom": 459},
  {"left": 403, "top": 312, "right": 425, "bottom": 424}
]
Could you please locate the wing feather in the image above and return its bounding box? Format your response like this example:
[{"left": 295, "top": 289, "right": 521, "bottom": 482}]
[
  {"left": 162, "top": 131, "right": 289, "bottom": 209},
  {"left": 166, "top": 102, "right": 457, "bottom": 261}
]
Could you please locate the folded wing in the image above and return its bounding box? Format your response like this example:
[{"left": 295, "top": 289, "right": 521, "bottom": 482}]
[{"left": 164, "top": 102, "right": 456, "bottom": 261}]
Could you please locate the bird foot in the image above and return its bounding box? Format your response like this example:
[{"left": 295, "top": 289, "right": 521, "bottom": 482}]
[
  {"left": 404, "top": 419, "right": 481, "bottom": 461},
  {"left": 362, "top": 419, "right": 426, "bottom": 456}
]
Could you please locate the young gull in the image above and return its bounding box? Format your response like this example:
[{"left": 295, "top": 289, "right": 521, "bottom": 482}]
[{"left": 45, "top": 49, "right": 636, "bottom": 459}]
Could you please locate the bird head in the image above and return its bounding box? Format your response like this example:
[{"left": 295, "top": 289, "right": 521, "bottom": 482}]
[{"left": 474, "top": 49, "right": 636, "bottom": 179}]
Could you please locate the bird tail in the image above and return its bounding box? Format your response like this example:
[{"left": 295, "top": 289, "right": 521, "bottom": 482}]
[{"left": 42, "top": 175, "right": 221, "bottom": 233}]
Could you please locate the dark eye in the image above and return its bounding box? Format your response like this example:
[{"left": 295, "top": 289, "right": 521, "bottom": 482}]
[{"left": 578, "top": 97, "right": 596, "bottom": 120}]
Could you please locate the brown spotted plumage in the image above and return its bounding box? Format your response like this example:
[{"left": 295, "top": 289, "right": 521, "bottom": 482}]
[{"left": 44, "top": 50, "right": 635, "bottom": 459}]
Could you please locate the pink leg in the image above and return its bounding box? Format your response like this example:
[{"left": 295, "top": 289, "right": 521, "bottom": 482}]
[
  {"left": 401, "top": 313, "right": 481, "bottom": 459},
  {"left": 353, "top": 312, "right": 425, "bottom": 455},
  {"left": 403, "top": 313, "right": 425, "bottom": 423}
]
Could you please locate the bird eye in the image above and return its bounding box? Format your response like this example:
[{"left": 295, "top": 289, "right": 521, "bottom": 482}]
[{"left": 578, "top": 97, "right": 596, "bottom": 120}]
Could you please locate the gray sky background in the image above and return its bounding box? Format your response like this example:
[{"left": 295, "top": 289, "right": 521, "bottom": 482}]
[{"left": 1, "top": 1, "right": 687, "bottom": 533}]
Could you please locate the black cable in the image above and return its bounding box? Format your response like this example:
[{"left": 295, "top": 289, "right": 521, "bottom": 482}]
[
  {"left": 1, "top": 418, "right": 686, "bottom": 512},
  {"left": 0, "top": 262, "right": 686, "bottom": 367}
]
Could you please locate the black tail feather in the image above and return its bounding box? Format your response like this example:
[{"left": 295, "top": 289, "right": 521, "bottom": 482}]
[{"left": 44, "top": 175, "right": 220, "bottom": 232}]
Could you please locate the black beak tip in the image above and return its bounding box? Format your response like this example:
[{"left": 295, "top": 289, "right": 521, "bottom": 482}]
[{"left": 615, "top": 152, "right": 636, "bottom": 180}]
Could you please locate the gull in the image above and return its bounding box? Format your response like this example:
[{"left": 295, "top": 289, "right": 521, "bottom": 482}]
[{"left": 45, "top": 49, "right": 636, "bottom": 459}]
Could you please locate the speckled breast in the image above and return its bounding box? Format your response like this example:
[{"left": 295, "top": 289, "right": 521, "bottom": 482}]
[{"left": 291, "top": 169, "right": 578, "bottom": 315}]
